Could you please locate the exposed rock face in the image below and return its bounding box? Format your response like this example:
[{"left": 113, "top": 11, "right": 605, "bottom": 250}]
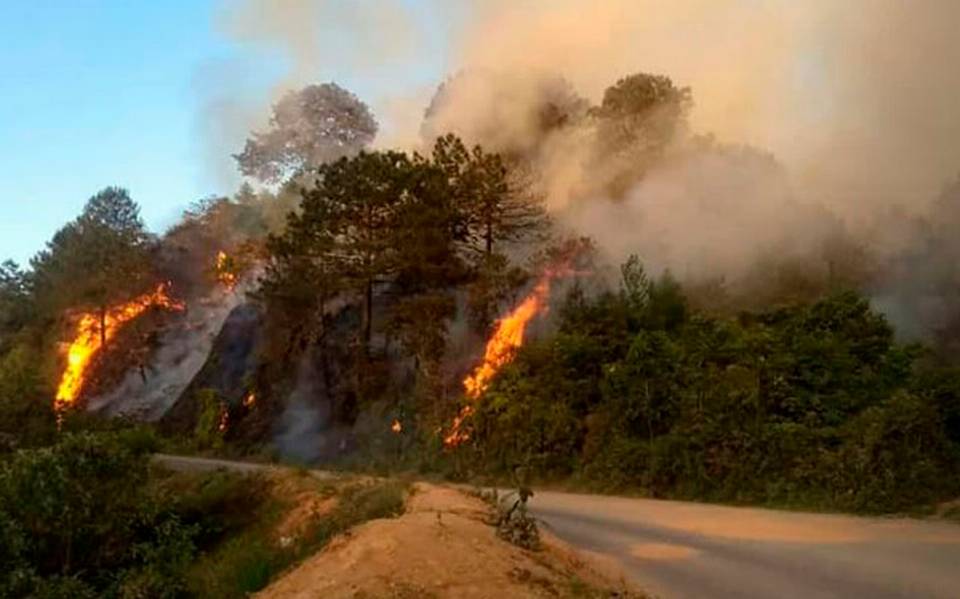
[
  {"left": 93, "top": 282, "right": 430, "bottom": 459},
  {"left": 88, "top": 289, "right": 243, "bottom": 421},
  {"left": 161, "top": 301, "right": 265, "bottom": 432}
]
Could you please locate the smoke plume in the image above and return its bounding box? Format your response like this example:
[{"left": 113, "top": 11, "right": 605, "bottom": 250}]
[{"left": 206, "top": 0, "right": 960, "bottom": 338}]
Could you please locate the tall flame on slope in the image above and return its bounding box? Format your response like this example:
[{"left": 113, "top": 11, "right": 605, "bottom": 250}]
[
  {"left": 444, "top": 276, "right": 553, "bottom": 447},
  {"left": 55, "top": 284, "right": 185, "bottom": 413}
]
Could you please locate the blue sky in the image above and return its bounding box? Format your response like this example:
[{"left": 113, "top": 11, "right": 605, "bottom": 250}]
[
  {"left": 0, "top": 1, "right": 453, "bottom": 266},
  {"left": 0, "top": 2, "right": 229, "bottom": 265}
]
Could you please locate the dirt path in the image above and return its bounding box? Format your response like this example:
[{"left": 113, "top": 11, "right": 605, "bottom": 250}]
[
  {"left": 154, "top": 455, "right": 641, "bottom": 597},
  {"left": 256, "top": 484, "right": 641, "bottom": 598}
]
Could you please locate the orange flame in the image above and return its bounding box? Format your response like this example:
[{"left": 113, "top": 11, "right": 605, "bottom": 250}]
[
  {"left": 55, "top": 284, "right": 184, "bottom": 413},
  {"left": 243, "top": 392, "right": 257, "bottom": 408},
  {"left": 216, "top": 251, "right": 238, "bottom": 290},
  {"left": 391, "top": 419, "right": 402, "bottom": 434},
  {"left": 464, "top": 278, "right": 550, "bottom": 399},
  {"left": 443, "top": 406, "right": 475, "bottom": 447},
  {"left": 445, "top": 276, "right": 553, "bottom": 447}
]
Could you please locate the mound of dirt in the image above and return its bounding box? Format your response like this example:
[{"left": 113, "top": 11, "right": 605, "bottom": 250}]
[{"left": 256, "top": 483, "right": 645, "bottom": 599}]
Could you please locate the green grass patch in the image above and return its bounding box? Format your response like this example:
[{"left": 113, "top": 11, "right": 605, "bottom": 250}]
[{"left": 182, "top": 475, "right": 409, "bottom": 598}]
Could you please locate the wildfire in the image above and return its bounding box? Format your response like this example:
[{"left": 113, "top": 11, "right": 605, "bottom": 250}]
[
  {"left": 391, "top": 419, "right": 403, "bottom": 434},
  {"left": 443, "top": 406, "right": 475, "bottom": 446},
  {"left": 216, "top": 251, "right": 238, "bottom": 290},
  {"left": 464, "top": 278, "right": 550, "bottom": 399},
  {"left": 444, "top": 275, "right": 554, "bottom": 447},
  {"left": 55, "top": 283, "right": 185, "bottom": 413},
  {"left": 243, "top": 392, "right": 257, "bottom": 408}
]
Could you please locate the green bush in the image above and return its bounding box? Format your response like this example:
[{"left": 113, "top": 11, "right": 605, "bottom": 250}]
[
  {"left": 194, "top": 388, "right": 226, "bottom": 450},
  {"left": 0, "top": 432, "right": 197, "bottom": 597},
  {"left": 183, "top": 478, "right": 407, "bottom": 599},
  {"left": 831, "top": 391, "right": 958, "bottom": 512},
  {"left": 460, "top": 260, "right": 960, "bottom": 513}
]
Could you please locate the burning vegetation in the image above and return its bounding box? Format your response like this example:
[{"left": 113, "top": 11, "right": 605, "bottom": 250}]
[
  {"left": 2, "top": 40, "right": 960, "bottom": 531},
  {"left": 7, "top": 4, "right": 960, "bottom": 598},
  {"left": 216, "top": 250, "right": 239, "bottom": 291},
  {"left": 55, "top": 284, "right": 184, "bottom": 413},
  {"left": 446, "top": 268, "right": 564, "bottom": 447},
  {"left": 463, "top": 277, "right": 551, "bottom": 400}
]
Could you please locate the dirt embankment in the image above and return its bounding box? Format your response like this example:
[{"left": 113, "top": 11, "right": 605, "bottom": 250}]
[{"left": 256, "top": 483, "right": 645, "bottom": 599}]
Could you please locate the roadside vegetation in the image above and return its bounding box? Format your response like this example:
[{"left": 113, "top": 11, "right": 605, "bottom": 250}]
[
  {"left": 460, "top": 264, "right": 960, "bottom": 513},
  {"left": 0, "top": 429, "right": 407, "bottom": 598}
]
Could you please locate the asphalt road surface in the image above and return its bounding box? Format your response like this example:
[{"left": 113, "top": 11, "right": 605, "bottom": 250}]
[{"left": 529, "top": 491, "right": 960, "bottom": 599}]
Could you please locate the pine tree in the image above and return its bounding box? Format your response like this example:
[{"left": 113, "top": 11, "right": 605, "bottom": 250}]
[{"left": 31, "top": 187, "right": 152, "bottom": 346}]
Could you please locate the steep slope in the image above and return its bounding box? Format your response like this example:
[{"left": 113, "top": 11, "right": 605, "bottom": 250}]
[
  {"left": 161, "top": 301, "right": 265, "bottom": 432},
  {"left": 88, "top": 289, "right": 243, "bottom": 420}
]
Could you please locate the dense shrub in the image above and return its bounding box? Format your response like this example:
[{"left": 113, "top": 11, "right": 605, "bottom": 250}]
[
  {"left": 0, "top": 432, "right": 196, "bottom": 597},
  {"left": 465, "top": 262, "right": 960, "bottom": 513}
]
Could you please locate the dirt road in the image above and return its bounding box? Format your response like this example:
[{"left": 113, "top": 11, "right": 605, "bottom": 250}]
[{"left": 529, "top": 491, "right": 960, "bottom": 599}]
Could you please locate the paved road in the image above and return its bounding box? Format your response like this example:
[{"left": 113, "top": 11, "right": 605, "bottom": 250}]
[
  {"left": 529, "top": 491, "right": 960, "bottom": 599},
  {"left": 155, "top": 453, "right": 273, "bottom": 473},
  {"left": 153, "top": 454, "right": 339, "bottom": 479}
]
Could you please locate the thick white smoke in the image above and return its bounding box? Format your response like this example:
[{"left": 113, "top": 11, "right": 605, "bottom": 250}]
[{"left": 206, "top": 0, "right": 960, "bottom": 333}]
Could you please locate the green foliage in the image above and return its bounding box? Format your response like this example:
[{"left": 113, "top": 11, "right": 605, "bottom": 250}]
[
  {"left": 194, "top": 388, "right": 226, "bottom": 451},
  {"left": 466, "top": 252, "right": 529, "bottom": 335},
  {"left": 944, "top": 503, "right": 960, "bottom": 522},
  {"left": 215, "top": 539, "right": 276, "bottom": 595},
  {"left": 0, "top": 261, "right": 32, "bottom": 353},
  {"left": 464, "top": 259, "right": 960, "bottom": 513},
  {"left": 431, "top": 133, "right": 547, "bottom": 257},
  {"left": 262, "top": 136, "right": 546, "bottom": 346},
  {"left": 185, "top": 478, "right": 407, "bottom": 599},
  {"left": 0, "top": 449, "right": 401, "bottom": 599},
  {"left": 330, "top": 480, "right": 408, "bottom": 528},
  {"left": 31, "top": 187, "right": 153, "bottom": 321},
  {"left": 259, "top": 136, "right": 547, "bottom": 420},
  {"left": 0, "top": 432, "right": 197, "bottom": 597},
  {"left": 161, "top": 470, "right": 270, "bottom": 548},
  {"left": 831, "top": 391, "right": 956, "bottom": 512},
  {"left": 0, "top": 343, "right": 55, "bottom": 449}
]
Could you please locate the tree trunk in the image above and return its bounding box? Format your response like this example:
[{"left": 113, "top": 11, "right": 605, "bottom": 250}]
[
  {"left": 317, "top": 294, "right": 333, "bottom": 396},
  {"left": 362, "top": 279, "right": 373, "bottom": 354}
]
